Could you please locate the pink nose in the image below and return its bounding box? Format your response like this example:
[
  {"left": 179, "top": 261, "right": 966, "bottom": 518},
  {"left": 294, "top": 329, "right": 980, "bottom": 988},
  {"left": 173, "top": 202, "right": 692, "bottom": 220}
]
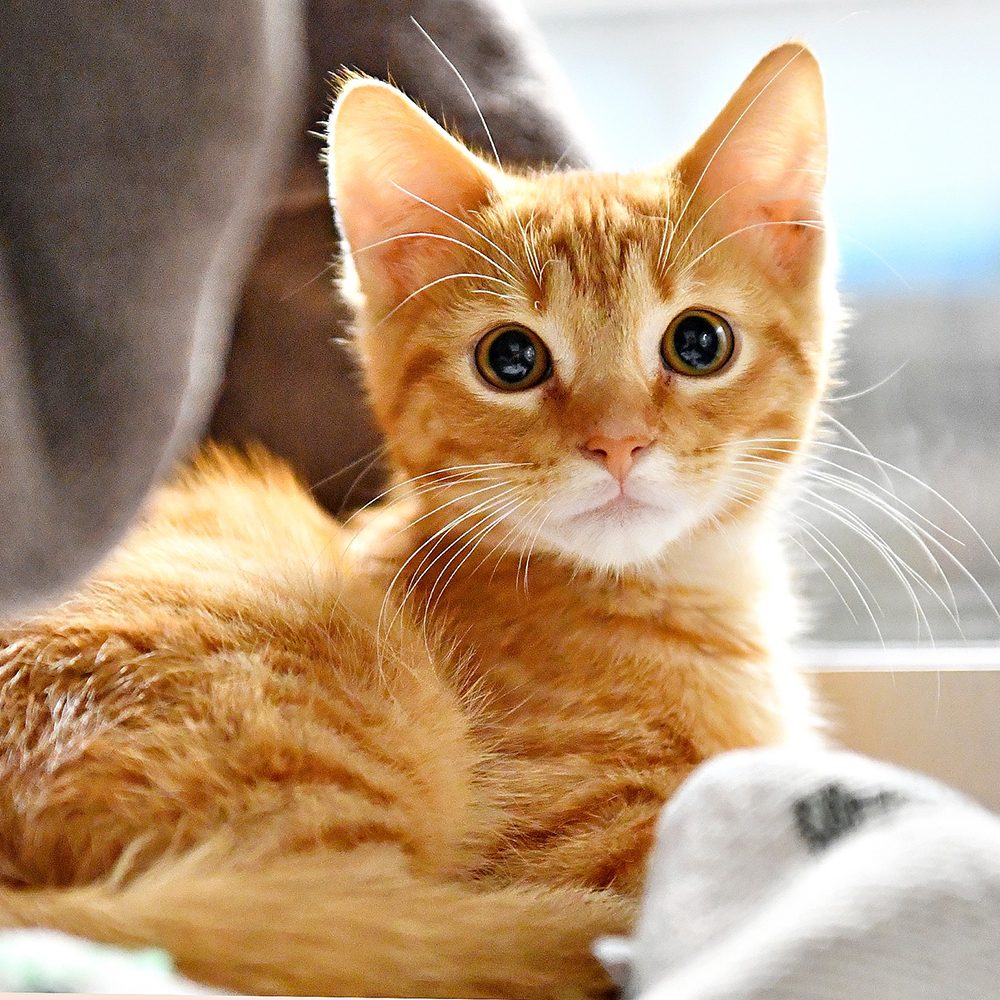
[{"left": 584, "top": 434, "right": 652, "bottom": 484}]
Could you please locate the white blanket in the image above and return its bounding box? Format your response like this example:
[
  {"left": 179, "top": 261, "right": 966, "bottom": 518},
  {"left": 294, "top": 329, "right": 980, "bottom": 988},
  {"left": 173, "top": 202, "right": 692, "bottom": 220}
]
[{"left": 596, "top": 748, "right": 1000, "bottom": 1000}]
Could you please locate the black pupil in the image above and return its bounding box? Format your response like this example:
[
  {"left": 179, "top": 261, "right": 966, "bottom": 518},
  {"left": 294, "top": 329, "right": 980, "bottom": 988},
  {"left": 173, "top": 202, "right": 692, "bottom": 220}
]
[
  {"left": 673, "top": 315, "right": 721, "bottom": 370},
  {"left": 488, "top": 329, "right": 537, "bottom": 384}
]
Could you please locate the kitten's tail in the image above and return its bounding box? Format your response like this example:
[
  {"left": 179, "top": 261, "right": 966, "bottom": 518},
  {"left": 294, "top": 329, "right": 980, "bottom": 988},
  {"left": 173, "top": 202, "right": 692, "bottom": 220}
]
[{"left": 0, "top": 841, "right": 630, "bottom": 999}]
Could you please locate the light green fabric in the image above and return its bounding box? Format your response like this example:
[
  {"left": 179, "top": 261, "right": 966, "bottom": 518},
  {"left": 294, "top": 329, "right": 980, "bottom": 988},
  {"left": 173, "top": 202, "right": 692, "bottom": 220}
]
[{"left": 0, "top": 929, "right": 211, "bottom": 994}]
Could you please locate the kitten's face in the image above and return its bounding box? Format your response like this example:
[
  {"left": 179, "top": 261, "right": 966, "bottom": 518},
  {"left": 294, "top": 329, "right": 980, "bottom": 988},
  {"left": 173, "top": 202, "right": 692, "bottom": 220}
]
[{"left": 329, "top": 45, "right": 835, "bottom": 573}]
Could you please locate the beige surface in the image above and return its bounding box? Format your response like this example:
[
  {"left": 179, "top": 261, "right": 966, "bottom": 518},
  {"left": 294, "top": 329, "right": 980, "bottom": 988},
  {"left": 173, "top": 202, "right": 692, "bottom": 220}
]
[{"left": 815, "top": 669, "right": 1000, "bottom": 813}]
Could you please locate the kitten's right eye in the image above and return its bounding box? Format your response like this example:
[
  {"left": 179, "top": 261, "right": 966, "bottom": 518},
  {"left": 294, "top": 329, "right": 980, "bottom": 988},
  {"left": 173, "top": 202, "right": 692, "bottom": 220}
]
[{"left": 475, "top": 325, "right": 551, "bottom": 391}]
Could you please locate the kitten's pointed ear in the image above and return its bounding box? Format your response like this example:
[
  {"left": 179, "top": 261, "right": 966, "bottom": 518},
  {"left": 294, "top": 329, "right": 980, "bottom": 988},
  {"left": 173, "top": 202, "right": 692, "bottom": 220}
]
[
  {"left": 676, "top": 44, "right": 827, "bottom": 281},
  {"left": 327, "top": 77, "right": 500, "bottom": 317}
]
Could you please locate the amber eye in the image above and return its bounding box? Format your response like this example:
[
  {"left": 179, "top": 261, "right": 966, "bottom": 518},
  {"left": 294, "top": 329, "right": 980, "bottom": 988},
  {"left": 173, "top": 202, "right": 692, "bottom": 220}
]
[
  {"left": 661, "top": 310, "right": 735, "bottom": 376},
  {"left": 475, "top": 325, "right": 551, "bottom": 391}
]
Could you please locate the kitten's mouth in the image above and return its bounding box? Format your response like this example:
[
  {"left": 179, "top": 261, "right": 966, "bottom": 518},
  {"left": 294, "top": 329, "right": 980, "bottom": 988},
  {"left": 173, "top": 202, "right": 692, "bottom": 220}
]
[
  {"left": 569, "top": 489, "right": 667, "bottom": 527},
  {"left": 539, "top": 483, "right": 697, "bottom": 571},
  {"left": 583, "top": 494, "right": 649, "bottom": 521}
]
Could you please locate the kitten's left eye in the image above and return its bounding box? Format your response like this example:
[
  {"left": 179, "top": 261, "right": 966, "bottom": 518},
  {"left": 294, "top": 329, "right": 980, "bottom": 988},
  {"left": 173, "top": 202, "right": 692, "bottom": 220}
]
[
  {"left": 475, "top": 325, "right": 551, "bottom": 391},
  {"left": 661, "top": 309, "right": 735, "bottom": 376}
]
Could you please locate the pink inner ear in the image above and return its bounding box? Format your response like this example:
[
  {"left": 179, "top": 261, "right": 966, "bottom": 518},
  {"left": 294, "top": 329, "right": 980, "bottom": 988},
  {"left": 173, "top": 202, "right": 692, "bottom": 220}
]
[
  {"left": 350, "top": 166, "right": 494, "bottom": 309},
  {"left": 676, "top": 45, "right": 827, "bottom": 279},
  {"left": 329, "top": 81, "right": 498, "bottom": 315},
  {"left": 683, "top": 152, "right": 825, "bottom": 281},
  {"left": 758, "top": 200, "right": 824, "bottom": 275}
]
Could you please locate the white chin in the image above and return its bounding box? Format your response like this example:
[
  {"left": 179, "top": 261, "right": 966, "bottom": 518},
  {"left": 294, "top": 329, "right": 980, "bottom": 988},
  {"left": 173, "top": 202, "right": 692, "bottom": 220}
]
[{"left": 538, "top": 499, "right": 700, "bottom": 572}]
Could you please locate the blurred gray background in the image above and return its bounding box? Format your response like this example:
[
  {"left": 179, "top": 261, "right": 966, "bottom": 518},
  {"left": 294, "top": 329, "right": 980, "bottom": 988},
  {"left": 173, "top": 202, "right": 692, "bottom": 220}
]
[{"left": 522, "top": 0, "right": 1000, "bottom": 646}]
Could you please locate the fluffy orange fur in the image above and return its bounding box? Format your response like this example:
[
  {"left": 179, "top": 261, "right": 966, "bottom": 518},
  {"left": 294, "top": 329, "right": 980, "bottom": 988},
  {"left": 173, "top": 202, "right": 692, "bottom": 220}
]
[{"left": 0, "top": 44, "right": 836, "bottom": 998}]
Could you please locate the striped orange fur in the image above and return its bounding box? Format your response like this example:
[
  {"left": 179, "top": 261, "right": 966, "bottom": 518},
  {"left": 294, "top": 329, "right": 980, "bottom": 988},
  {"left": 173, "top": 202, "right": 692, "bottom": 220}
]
[{"left": 0, "top": 44, "right": 836, "bottom": 998}]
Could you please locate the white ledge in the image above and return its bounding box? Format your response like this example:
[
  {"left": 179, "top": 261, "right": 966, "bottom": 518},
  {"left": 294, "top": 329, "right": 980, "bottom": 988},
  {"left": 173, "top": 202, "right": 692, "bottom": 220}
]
[{"left": 796, "top": 643, "right": 1000, "bottom": 673}]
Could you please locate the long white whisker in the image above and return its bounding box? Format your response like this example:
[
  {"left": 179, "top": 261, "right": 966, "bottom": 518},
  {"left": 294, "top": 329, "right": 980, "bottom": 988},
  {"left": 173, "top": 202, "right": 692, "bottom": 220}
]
[
  {"left": 675, "top": 219, "right": 827, "bottom": 280},
  {"left": 408, "top": 18, "right": 541, "bottom": 287},
  {"left": 823, "top": 363, "right": 910, "bottom": 406},
  {"left": 374, "top": 271, "right": 512, "bottom": 329},
  {"left": 735, "top": 451, "right": 961, "bottom": 606},
  {"left": 376, "top": 484, "right": 516, "bottom": 642},
  {"left": 819, "top": 414, "right": 894, "bottom": 492},
  {"left": 398, "top": 490, "right": 520, "bottom": 642},
  {"left": 791, "top": 510, "right": 884, "bottom": 637},
  {"left": 801, "top": 468, "right": 961, "bottom": 620},
  {"left": 472, "top": 289, "right": 522, "bottom": 301},
  {"left": 482, "top": 501, "right": 542, "bottom": 580},
  {"left": 331, "top": 447, "right": 391, "bottom": 515},
  {"left": 520, "top": 510, "right": 552, "bottom": 595},
  {"left": 357, "top": 223, "right": 522, "bottom": 289},
  {"left": 655, "top": 214, "right": 673, "bottom": 273},
  {"left": 487, "top": 499, "right": 548, "bottom": 584},
  {"left": 728, "top": 469, "right": 884, "bottom": 626},
  {"left": 787, "top": 503, "right": 885, "bottom": 616},
  {"left": 424, "top": 496, "right": 528, "bottom": 626},
  {"left": 341, "top": 463, "right": 529, "bottom": 529},
  {"left": 309, "top": 443, "right": 389, "bottom": 495},
  {"left": 733, "top": 453, "right": 969, "bottom": 630},
  {"left": 403, "top": 489, "right": 520, "bottom": 603},
  {"left": 389, "top": 482, "right": 517, "bottom": 560},
  {"left": 728, "top": 479, "right": 880, "bottom": 634},
  {"left": 729, "top": 433, "right": 1000, "bottom": 641},
  {"left": 731, "top": 438, "right": 989, "bottom": 555},
  {"left": 728, "top": 479, "right": 863, "bottom": 616},
  {"left": 280, "top": 261, "right": 338, "bottom": 303},
  {"left": 410, "top": 17, "right": 502, "bottom": 167},
  {"left": 662, "top": 176, "right": 754, "bottom": 274},
  {"left": 787, "top": 529, "right": 866, "bottom": 630},
  {"left": 336, "top": 476, "right": 501, "bottom": 567},
  {"left": 384, "top": 184, "right": 526, "bottom": 283},
  {"left": 836, "top": 231, "right": 913, "bottom": 292},
  {"left": 410, "top": 490, "right": 520, "bottom": 601},
  {"left": 795, "top": 489, "right": 942, "bottom": 641},
  {"left": 522, "top": 214, "right": 543, "bottom": 287}
]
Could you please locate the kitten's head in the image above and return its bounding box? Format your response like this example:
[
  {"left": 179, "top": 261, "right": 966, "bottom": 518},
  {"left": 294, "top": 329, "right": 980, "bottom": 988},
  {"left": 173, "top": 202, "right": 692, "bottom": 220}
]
[{"left": 327, "top": 44, "right": 836, "bottom": 574}]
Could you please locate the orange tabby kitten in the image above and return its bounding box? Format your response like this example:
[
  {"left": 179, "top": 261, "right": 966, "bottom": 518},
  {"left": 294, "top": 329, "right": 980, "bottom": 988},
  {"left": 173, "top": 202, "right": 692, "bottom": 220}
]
[{"left": 0, "top": 44, "right": 833, "bottom": 998}]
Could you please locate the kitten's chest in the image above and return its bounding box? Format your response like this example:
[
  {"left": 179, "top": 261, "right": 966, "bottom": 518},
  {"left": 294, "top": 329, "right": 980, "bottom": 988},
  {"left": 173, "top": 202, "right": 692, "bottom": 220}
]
[
  {"left": 446, "top": 607, "right": 804, "bottom": 892},
  {"left": 362, "top": 531, "right": 813, "bottom": 889},
  {"left": 459, "top": 641, "right": 704, "bottom": 893},
  {"left": 362, "top": 522, "right": 813, "bottom": 782},
  {"left": 442, "top": 564, "right": 811, "bottom": 756}
]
